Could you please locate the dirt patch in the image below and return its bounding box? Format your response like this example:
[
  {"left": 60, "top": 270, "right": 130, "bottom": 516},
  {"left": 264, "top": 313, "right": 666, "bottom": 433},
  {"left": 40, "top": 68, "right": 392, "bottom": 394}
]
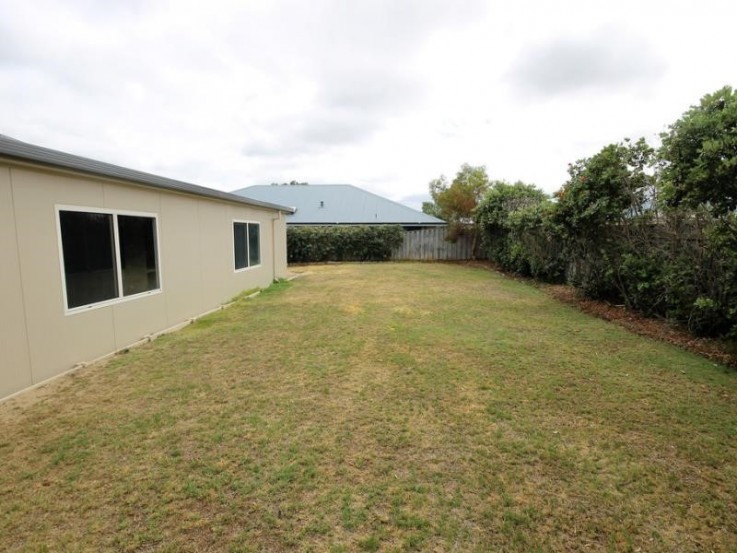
[{"left": 0, "top": 363, "right": 97, "bottom": 419}]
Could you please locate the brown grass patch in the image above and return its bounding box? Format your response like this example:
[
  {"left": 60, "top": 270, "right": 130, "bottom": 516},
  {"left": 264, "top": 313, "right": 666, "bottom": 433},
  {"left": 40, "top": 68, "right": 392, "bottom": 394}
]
[{"left": 1, "top": 263, "right": 736, "bottom": 552}]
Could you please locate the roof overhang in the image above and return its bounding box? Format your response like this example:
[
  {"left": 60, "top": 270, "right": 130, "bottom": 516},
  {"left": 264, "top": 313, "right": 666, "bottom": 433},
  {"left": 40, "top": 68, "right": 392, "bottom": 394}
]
[{"left": 0, "top": 135, "right": 295, "bottom": 214}]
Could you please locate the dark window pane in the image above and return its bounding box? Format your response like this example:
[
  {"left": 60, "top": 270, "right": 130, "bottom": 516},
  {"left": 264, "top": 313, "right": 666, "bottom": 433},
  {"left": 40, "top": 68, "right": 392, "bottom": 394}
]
[
  {"left": 248, "top": 223, "right": 260, "bottom": 266},
  {"left": 234, "top": 222, "right": 248, "bottom": 269},
  {"left": 119, "top": 215, "right": 159, "bottom": 296},
  {"left": 59, "top": 211, "right": 118, "bottom": 308}
]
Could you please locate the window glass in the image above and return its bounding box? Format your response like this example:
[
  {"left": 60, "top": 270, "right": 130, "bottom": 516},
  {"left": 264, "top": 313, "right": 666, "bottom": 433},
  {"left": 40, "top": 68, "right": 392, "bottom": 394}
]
[
  {"left": 248, "top": 223, "right": 260, "bottom": 266},
  {"left": 119, "top": 215, "right": 159, "bottom": 296},
  {"left": 234, "top": 222, "right": 248, "bottom": 269},
  {"left": 59, "top": 211, "right": 118, "bottom": 308}
]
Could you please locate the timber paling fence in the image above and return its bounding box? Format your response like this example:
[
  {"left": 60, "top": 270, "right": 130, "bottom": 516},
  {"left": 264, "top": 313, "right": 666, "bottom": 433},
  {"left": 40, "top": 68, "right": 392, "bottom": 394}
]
[{"left": 391, "top": 226, "right": 483, "bottom": 261}]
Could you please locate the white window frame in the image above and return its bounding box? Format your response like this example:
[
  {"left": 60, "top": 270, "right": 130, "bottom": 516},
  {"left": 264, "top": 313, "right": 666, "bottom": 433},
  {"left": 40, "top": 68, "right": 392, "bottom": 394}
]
[
  {"left": 55, "top": 205, "right": 163, "bottom": 315},
  {"left": 232, "top": 219, "right": 261, "bottom": 273}
]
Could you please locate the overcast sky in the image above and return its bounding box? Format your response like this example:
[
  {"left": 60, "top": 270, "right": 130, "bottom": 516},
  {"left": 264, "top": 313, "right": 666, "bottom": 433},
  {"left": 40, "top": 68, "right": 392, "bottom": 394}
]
[{"left": 1, "top": 0, "right": 735, "bottom": 209}]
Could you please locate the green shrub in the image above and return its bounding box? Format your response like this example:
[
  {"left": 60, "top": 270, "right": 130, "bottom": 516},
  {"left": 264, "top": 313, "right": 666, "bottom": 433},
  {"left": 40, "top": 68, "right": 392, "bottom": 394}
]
[
  {"left": 476, "top": 181, "right": 565, "bottom": 282},
  {"left": 475, "top": 126, "right": 737, "bottom": 341},
  {"left": 287, "top": 226, "right": 404, "bottom": 263},
  {"left": 659, "top": 213, "right": 737, "bottom": 337},
  {"left": 507, "top": 203, "right": 566, "bottom": 281}
]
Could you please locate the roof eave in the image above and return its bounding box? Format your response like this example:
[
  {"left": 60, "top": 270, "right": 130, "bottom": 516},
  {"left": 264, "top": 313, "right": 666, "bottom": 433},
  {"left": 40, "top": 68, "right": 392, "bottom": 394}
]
[{"left": 0, "top": 136, "right": 295, "bottom": 214}]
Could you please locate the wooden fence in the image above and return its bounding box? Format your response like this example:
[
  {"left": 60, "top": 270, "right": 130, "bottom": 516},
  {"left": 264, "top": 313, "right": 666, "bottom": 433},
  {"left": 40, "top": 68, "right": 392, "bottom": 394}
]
[{"left": 391, "top": 226, "right": 483, "bottom": 261}]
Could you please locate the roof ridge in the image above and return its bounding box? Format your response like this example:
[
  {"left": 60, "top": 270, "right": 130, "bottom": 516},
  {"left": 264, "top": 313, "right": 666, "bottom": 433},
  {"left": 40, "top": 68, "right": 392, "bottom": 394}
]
[
  {"left": 233, "top": 182, "right": 445, "bottom": 224},
  {"left": 345, "top": 184, "right": 431, "bottom": 215}
]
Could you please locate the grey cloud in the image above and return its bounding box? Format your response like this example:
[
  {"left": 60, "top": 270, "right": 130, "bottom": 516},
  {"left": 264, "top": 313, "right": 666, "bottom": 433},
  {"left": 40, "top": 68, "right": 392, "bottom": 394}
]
[
  {"left": 234, "top": 0, "right": 489, "bottom": 162},
  {"left": 311, "top": 0, "right": 487, "bottom": 56},
  {"left": 320, "top": 67, "right": 423, "bottom": 112},
  {"left": 0, "top": 0, "right": 488, "bottom": 187},
  {"left": 292, "top": 113, "right": 371, "bottom": 146},
  {"left": 0, "top": 2, "right": 229, "bottom": 98},
  {"left": 241, "top": 108, "right": 377, "bottom": 158},
  {"left": 224, "top": 0, "right": 487, "bottom": 110},
  {"left": 507, "top": 29, "right": 666, "bottom": 98},
  {"left": 223, "top": 0, "right": 488, "bottom": 63}
]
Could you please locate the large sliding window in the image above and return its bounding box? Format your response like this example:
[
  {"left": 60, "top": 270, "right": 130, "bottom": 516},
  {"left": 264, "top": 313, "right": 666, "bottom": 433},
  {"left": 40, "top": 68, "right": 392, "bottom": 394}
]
[
  {"left": 58, "top": 207, "right": 160, "bottom": 311},
  {"left": 233, "top": 221, "right": 261, "bottom": 271}
]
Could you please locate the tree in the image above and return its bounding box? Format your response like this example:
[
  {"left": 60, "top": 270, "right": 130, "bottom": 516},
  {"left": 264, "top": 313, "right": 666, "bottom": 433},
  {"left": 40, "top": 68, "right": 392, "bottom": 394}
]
[
  {"left": 476, "top": 181, "right": 549, "bottom": 230},
  {"left": 270, "top": 180, "right": 309, "bottom": 186},
  {"left": 659, "top": 85, "right": 737, "bottom": 214},
  {"left": 554, "top": 138, "right": 656, "bottom": 236},
  {"left": 659, "top": 86, "right": 737, "bottom": 335},
  {"left": 475, "top": 181, "right": 562, "bottom": 279},
  {"left": 421, "top": 201, "right": 442, "bottom": 218},
  {"left": 554, "top": 138, "right": 657, "bottom": 301},
  {"left": 425, "top": 164, "right": 490, "bottom": 240}
]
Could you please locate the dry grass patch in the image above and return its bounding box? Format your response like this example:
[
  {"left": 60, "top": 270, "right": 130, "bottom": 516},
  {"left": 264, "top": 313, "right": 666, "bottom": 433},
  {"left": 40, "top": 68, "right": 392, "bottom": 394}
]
[{"left": 1, "top": 263, "right": 736, "bottom": 552}]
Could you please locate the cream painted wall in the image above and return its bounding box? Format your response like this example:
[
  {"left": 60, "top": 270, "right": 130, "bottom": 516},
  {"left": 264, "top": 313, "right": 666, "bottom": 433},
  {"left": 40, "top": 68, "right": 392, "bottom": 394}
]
[
  {"left": 0, "top": 167, "right": 33, "bottom": 398},
  {"left": 11, "top": 168, "right": 119, "bottom": 383},
  {"left": 161, "top": 193, "right": 207, "bottom": 323},
  {"left": 272, "top": 211, "right": 288, "bottom": 278},
  {"left": 0, "top": 161, "right": 289, "bottom": 400}
]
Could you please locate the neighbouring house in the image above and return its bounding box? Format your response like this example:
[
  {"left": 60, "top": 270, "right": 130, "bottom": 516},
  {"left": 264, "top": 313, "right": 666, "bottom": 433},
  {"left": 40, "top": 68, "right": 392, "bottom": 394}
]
[
  {"left": 233, "top": 184, "right": 481, "bottom": 261},
  {"left": 233, "top": 184, "right": 445, "bottom": 228},
  {"left": 0, "top": 135, "right": 294, "bottom": 401}
]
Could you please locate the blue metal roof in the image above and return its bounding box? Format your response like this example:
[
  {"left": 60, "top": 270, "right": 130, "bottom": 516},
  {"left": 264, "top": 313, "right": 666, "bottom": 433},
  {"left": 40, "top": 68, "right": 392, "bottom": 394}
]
[
  {"left": 0, "top": 134, "right": 294, "bottom": 213},
  {"left": 233, "top": 184, "right": 445, "bottom": 226}
]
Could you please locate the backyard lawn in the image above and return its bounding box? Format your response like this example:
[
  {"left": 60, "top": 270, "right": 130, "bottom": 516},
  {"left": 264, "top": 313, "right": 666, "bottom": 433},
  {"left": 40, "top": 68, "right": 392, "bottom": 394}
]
[{"left": 1, "top": 262, "right": 736, "bottom": 552}]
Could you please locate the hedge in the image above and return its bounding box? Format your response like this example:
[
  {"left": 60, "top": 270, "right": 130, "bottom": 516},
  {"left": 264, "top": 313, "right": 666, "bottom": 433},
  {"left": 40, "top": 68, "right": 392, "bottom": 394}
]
[{"left": 287, "top": 225, "right": 404, "bottom": 263}]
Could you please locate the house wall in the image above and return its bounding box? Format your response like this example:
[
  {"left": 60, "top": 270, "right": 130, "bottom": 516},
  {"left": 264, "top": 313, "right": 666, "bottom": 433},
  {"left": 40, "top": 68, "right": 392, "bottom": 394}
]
[
  {"left": 272, "top": 211, "right": 288, "bottom": 278},
  {"left": 0, "top": 162, "right": 288, "bottom": 400},
  {"left": 0, "top": 167, "right": 33, "bottom": 397}
]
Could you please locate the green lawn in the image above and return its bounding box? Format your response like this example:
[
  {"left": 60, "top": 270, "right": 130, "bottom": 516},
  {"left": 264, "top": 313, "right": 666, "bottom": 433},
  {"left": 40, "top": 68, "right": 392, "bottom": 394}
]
[{"left": 1, "top": 263, "right": 736, "bottom": 552}]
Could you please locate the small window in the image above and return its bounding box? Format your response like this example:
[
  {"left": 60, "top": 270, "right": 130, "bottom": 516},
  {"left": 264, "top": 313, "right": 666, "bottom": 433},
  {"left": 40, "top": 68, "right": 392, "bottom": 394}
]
[
  {"left": 248, "top": 223, "right": 260, "bottom": 266},
  {"left": 118, "top": 215, "right": 159, "bottom": 296},
  {"left": 233, "top": 221, "right": 261, "bottom": 270},
  {"left": 58, "top": 208, "right": 160, "bottom": 311},
  {"left": 234, "top": 222, "right": 248, "bottom": 270}
]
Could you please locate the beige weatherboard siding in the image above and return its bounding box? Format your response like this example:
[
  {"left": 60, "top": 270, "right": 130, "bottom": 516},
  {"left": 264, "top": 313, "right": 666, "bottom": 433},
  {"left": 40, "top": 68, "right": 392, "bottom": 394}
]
[{"left": 0, "top": 140, "right": 291, "bottom": 401}]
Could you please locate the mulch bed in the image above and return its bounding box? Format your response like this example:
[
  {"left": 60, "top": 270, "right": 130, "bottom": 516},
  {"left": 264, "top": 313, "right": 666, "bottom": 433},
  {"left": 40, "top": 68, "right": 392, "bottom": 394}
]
[{"left": 465, "top": 260, "right": 737, "bottom": 369}]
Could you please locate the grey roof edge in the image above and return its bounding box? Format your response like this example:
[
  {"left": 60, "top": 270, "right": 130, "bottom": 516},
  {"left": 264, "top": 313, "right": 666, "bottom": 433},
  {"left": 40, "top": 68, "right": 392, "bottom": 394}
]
[
  {"left": 0, "top": 134, "right": 295, "bottom": 213},
  {"left": 235, "top": 183, "right": 445, "bottom": 224},
  {"left": 342, "top": 184, "right": 445, "bottom": 224}
]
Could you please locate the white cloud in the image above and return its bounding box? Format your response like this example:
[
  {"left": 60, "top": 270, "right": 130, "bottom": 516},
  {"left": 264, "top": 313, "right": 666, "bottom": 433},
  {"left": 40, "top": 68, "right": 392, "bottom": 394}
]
[
  {"left": 507, "top": 28, "right": 667, "bottom": 98},
  {"left": 1, "top": 0, "right": 736, "bottom": 202}
]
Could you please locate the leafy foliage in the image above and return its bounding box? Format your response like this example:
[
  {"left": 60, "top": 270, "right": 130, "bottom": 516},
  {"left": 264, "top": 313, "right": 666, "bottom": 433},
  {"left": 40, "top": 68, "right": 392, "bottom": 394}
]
[
  {"left": 425, "top": 164, "right": 490, "bottom": 240},
  {"left": 553, "top": 138, "right": 658, "bottom": 300},
  {"left": 555, "top": 138, "right": 656, "bottom": 234},
  {"left": 476, "top": 181, "right": 565, "bottom": 281},
  {"left": 287, "top": 225, "right": 404, "bottom": 263},
  {"left": 659, "top": 86, "right": 737, "bottom": 214},
  {"left": 659, "top": 212, "right": 737, "bottom": 337},
  {"left": 421, "top": 201, "right": 442, "bottom": 218},
  {"left": 553, "top": 132, "right": 737, "bottom": 337},
  {"left": 473, "top": 86, "right": 737, "bottom": 341}
]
